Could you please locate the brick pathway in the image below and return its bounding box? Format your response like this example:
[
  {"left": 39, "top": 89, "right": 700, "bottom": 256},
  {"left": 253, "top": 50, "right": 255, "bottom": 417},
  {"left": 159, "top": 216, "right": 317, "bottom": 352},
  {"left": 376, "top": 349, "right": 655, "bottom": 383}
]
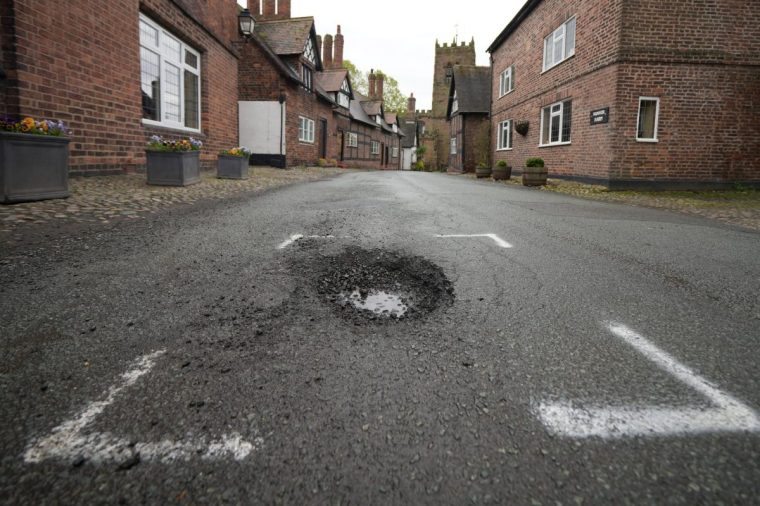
[{"left": 0, "top": 166, "right": 346, "bottom": 234}]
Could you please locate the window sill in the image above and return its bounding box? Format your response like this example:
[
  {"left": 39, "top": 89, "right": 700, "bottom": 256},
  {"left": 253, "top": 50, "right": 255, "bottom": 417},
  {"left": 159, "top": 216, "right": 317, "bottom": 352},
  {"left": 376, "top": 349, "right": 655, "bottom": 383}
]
[
  {"left": 540, "top": 53, "right": 575, "bottom": 75},
  {"left": 142, "top": 119, "right": 202, "bottom": 135},
  {"left": 299, "top": 140, "right": 315, "bottom": 145},
  {"left": 539, "top": 141, "right": 571, "bottom": 148},
  {"left": 636, "top": 138, "right": 659, "bottom": 143},
  {"left": 496, "top": 147, "right": 513, "bottom": 152}
]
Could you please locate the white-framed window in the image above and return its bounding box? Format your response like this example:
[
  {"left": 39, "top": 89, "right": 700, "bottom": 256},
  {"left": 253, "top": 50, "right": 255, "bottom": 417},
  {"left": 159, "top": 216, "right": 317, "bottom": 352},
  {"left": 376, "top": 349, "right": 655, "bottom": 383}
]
[
  {"left": 452, "top": 90, "right": 459, "bottom": 114},
  {"left": 375, "top": 116, "right": 382, "bottom": 125},
  {"left": 299, "top": 116, "right": 315, "bottom": 143},
  {"left": 371, "top": 141, "right": 380, "bottom": 155},
  {"left": 540, "top": 99, "right": 572, "bottom": 146},
  {"left": 392, "top": 147, "right": 399, "bottom": 158},
  {"left": 499, "top": 66, "right": 515, "bottom": 97},
  {"left": 337, "top": 79, "right": 351, "bottom": 108},
  {"left": 450, "top": 137, "right": 457, "bottom": 155},
  {"left": 497, "top": 120, "right": 512, "bottom": 150},
  {"left": 140, "top": 13, "right": 201, "bottom": 131},
  {"left": 637, "top": 97, "right": 660, "bottom": 142},
  {"left": 392, "top": 124, "right": 398, "bottom": 133},
  {"left": 302, "top": 66, "right": 313, "bottom": 91},
  {"left": 346, "top": 132, "right": 358, "bottom": 147},
  {"left": 543, "top": 16, "right": 576, "bottom": 72}
]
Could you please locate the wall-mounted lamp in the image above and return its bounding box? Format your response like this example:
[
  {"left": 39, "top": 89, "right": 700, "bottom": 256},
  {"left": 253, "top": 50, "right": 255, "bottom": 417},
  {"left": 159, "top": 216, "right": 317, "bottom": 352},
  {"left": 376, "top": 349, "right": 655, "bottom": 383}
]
[{"left": 238, "top": 9, "right": 255, "bottom": 37}]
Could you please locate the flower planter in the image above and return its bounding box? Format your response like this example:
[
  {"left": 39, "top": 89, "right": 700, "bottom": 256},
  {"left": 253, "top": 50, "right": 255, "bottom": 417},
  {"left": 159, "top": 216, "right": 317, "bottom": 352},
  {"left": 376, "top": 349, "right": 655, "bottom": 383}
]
[
  {"left": 146, "top": 150, "right": 200, "bottom": 186},
  {"left": 217, "top": 155, "right": 249, "bottom": 180},
  {"left": 492, "top": 166, "right": 512, "bottom": 181},
  {"left": 523, "top": 165, "right": 548, "bottom": 187},
  {"left": 0, "top": 132, "right": 70, "bottom": 204},
  {"left": 475, "top": 166, "right": 492, "bottom": 179}
]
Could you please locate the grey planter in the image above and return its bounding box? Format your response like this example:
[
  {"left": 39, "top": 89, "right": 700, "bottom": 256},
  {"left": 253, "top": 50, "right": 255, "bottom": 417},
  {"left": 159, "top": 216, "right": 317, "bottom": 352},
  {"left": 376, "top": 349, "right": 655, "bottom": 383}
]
[
  {"left": 146, "top": 150, "right": 200, "bottom": 186},
  {"left": 0, "top": 132, "right": 70, "bottom": 204},
  {"left": 217, "top": 155, "right": 249, "bottom": 180}
]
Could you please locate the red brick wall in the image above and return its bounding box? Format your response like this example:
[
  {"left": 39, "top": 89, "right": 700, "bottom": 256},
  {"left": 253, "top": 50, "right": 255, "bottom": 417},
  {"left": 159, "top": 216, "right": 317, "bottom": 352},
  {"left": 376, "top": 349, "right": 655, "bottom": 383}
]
[
  {"left": 0, "top": 0, "right": 18, "bottom": 117},
  {"left": 490, "top": 0, "right": 760, "bottom": 186},
  {"left": 490, "top": 0, "right": 624, "bottom": 181},
  {"left": 463, "top": 114, "right": 490, "bottom": 173},
  {"left": 5, "top": 0, "right": 240, "bottom": 175}
]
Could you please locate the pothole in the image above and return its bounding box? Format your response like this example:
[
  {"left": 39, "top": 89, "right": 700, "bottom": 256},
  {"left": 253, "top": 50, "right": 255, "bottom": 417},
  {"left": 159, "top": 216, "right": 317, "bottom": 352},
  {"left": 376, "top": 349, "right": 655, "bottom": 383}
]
[{"left": 315, "top": 246, "right": 454, "bottom": 322}]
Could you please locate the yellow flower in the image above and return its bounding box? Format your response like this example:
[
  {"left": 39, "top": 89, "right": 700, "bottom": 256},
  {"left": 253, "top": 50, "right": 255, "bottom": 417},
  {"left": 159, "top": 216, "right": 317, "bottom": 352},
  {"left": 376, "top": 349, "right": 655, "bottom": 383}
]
[
  {"left": 39, "top": 120, "right": 49, "bottom": 132},
  {"left": 20, "top": 117, "right": 35, "bottom": 132}
]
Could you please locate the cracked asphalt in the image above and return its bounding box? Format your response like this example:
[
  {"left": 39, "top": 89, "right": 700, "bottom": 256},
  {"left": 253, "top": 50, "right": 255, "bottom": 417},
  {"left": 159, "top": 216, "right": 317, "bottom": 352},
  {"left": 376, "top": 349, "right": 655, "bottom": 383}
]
[{"left": 1, "top": 171, "right": 759, "bottom": 504}]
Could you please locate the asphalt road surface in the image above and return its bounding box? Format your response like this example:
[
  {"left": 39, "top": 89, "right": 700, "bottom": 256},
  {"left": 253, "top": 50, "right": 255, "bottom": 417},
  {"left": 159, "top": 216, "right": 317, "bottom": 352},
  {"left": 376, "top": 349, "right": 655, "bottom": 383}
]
[{"left": 2, "top": 171, "right": 759, "bottom": 505}]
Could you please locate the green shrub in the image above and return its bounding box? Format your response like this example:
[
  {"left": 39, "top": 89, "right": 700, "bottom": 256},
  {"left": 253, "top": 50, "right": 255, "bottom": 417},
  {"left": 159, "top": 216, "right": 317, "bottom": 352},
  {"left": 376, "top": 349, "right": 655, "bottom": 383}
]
[
  {"left": 317, "top": 158, "right": 328, "bottom": 167},
  {"left": 476, "top": 162, "right": 489, "bottom": 169},
  {"left": 496, "top": 160, "right": 509, "bottom": 169},
  {"left": 526, "top": 157, "right": 545, "bottom": 168},
  {"left": 413, "top": 160, "right": 425, "bottom": 171}
]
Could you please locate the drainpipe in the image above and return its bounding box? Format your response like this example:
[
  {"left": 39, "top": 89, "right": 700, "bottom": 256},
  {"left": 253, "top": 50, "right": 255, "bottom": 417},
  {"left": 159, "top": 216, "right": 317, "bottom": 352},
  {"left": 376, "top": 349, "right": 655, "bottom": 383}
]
[{"left": 278, "top": 93, "right": 286, "bottom": 162}]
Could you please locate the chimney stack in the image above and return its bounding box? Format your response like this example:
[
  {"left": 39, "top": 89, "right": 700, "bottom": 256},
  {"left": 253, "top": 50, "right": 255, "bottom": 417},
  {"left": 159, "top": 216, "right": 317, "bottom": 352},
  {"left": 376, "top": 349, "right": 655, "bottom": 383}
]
[
  {"left": 368, "top": 70, "right": 377, "bottom": 98},
  {"left": 334, "top": 25, "right": 344, "bottom": 69},
  {"left": 408, "top": 93, "right": 416, "bottom": 113},
  {"left": 376, "top": 72, "right": 384, "bottom": 100},
  {"left": 323, "top": 34, "right": 334, "bottom": 69},
  {"left": 250, "top": 0, "right": 291, "bottom": 21}
]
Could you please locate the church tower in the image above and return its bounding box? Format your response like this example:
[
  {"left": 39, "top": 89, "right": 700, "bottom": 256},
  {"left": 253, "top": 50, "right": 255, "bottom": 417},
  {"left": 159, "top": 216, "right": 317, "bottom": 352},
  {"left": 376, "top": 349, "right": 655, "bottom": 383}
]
[{"left": 431, "top": 38, "right": 476, "bottom": 118}]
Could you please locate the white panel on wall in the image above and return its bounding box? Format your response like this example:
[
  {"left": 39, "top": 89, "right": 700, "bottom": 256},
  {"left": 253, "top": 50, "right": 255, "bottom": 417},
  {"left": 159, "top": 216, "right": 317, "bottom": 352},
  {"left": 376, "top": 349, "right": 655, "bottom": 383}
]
[{"left": 238, "top": 101, "right": 286, "bottom": 155}]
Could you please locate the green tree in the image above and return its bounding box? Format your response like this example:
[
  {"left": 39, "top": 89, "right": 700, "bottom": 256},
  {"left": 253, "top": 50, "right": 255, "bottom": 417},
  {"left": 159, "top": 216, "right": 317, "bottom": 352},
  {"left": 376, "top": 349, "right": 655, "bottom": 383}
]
[{"left": 343, "top": 60, "right": 407, "bottom": 115}]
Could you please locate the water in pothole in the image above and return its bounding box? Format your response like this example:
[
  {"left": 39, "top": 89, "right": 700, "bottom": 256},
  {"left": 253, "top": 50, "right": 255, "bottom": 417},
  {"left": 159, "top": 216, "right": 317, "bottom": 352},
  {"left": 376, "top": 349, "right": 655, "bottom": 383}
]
[{"left": 340, "top": 289, "right": 409, "bottom": 317}]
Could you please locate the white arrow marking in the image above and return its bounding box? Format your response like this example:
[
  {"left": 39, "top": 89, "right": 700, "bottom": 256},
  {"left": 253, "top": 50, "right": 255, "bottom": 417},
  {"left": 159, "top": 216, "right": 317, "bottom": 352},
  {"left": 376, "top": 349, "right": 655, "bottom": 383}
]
[
  {"left": 536, "top": 323, "right": 760, "bottom": 439},
  {"left": 435, "top": 234, "right": 513, "bottom": 249},
  {"left": 24, "top": 350, "right": 262, "bottom": 464}
]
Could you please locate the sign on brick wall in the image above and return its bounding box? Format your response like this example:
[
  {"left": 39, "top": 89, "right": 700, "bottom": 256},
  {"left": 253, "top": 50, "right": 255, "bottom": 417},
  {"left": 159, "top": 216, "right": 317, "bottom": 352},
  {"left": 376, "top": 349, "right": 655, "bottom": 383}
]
[{"left": 590, "top": 108, "right": 609, "bottom": 125}]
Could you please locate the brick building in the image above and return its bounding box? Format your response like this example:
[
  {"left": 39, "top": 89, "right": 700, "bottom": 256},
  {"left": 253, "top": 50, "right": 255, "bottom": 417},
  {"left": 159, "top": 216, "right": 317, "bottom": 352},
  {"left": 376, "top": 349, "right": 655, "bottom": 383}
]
[
  {"left": 488, "top": 0, "right": 760, "bottom": 189},
  {"left": 1, "top": 0, "right": 241, "bottom": 175},
  {"left": 446, "top": 66, "right": 491, "bottom": 173},
  {"left": 238, "top": 1, "right": 402, "bottom": 169}
]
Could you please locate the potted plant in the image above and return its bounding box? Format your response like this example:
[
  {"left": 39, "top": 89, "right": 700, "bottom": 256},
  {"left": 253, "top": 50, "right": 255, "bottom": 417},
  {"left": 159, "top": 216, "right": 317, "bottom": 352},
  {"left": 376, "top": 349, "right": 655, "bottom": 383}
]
[
  {"left": 523, "top": 157, "right": 547, "bottom": 187},
  {"left": 492, "top": 159, "right": 512, "bottom": 181},
  {"left": 146, "top": 135, "right": 202, "bottom": 186},
  {"left": 475, "top": 161, "right": 492, "bottom": 179},
  {"left": 1, "top": 116, "right": 71, "bottom": 204},
  {"left": 218, "top": 147, "right": 251, "bottom": 180}
]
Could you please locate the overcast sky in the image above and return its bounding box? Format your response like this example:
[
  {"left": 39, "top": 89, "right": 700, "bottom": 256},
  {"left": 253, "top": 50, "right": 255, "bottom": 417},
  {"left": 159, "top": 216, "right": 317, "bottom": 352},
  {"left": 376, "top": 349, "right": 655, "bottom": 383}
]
[{"left": 238, "top": 1, "right": 525, "bottom": 110}]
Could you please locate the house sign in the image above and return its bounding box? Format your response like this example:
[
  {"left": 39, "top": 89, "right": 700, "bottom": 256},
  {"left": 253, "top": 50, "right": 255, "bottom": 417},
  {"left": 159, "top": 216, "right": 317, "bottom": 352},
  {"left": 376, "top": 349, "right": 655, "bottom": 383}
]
[{"left": 590, "top": 108, "right": 609, "bottom": 125}]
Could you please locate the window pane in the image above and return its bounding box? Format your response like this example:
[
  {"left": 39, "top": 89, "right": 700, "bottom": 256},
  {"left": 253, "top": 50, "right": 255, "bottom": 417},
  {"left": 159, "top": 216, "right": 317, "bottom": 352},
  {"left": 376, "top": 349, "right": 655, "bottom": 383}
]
[
  {"left": 140, "top": 47, "right": 160, "bottom": 121},
  {"left": 543, "top": 37, "right": 552, "bottom": 69},
  {"left": 561, "top": 100, "right": 572, "bottom": 142},
  {"left": 507, "top": 121, "right": 512, "bottom": 148},
  {"left": 164, "top": 63, "right": 181, "bottom": 122},
  {"left": 566, "top": 18, "right": 576, "bottom": 55},
  {"left": 638, "top": 100, "right": 658, "bottom": 138},
  {"left": 550, "top": 111, "right": 560, "bottom": 143},
  {"left": 162, "top": 34, "right": 181, "bottom": 63},
  {"left": 554, "top": 34, "right": 564, "bottom": 64},
  {"left": 185, "top": 50, "right": 198, "bottom": 69},
  {"left": 184, "top": 70, "right": 199, "bottom": 129},
  {"left": 542, "top": 108, "right": 550, "bottom": 144},
  {"left": 140, "top": 20, "right": 158, "bottom": 47}
]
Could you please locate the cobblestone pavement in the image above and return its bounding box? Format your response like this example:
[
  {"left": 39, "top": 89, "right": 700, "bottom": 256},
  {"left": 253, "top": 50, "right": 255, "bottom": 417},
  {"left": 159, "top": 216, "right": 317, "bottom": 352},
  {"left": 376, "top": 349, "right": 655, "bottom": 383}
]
[
  {"left": 0, "top": 166, "right": 347, "bottom": 235},
  {"left": 464, "top": 173, "right": 760, "bottom": 232}
]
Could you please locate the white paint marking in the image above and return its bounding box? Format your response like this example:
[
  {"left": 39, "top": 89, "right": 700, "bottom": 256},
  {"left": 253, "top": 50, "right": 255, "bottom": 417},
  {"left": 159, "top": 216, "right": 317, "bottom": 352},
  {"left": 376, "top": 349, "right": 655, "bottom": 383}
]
[
  {"left": 435, "top": 234, "right": 513, "bottom": 249},
  {"left": 24, "top": 350, "right": 261, "bottom": 464},
  {"left": 277, "top": 234, "right": 304, "bottom": 249},
  {"left": 536, "top": 323, "right": 760, "bottom": 439}
]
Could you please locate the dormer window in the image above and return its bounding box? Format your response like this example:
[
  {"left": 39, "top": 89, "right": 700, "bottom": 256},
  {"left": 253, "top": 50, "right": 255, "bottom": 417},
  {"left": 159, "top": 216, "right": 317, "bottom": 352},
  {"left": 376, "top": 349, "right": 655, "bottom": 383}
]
[
  {"left": 376, "top": 115, "right": 381, "bottom": 125},
  {"left": 302, "top": 65, "right": 313, "bottom": 91},
  {"left": 303, "top": 37, "right": 317, "bottom": 65},
  {"left": 337, "top": 78, "right": 350, "bottom": 108},
  {"left": 452, "top": 90, "right": 459, "bottom": 113}
]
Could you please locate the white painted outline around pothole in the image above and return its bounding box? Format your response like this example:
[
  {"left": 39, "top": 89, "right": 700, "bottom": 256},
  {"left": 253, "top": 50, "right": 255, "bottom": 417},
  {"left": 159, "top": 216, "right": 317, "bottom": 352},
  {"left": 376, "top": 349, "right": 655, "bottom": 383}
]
[
  {"left": 23, "top": 350, "right": 262, "bottom": 465},
  {"left": 435, "top": 234, "right": 513, "bottom": 249},
  {"left": 535, "top": 322, "right": 760, "bottom": 439}
]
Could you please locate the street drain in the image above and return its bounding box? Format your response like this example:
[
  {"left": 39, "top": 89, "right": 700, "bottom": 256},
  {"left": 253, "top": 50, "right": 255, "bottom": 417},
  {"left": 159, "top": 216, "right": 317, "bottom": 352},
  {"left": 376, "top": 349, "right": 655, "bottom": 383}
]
[{"left": 315, "top": 246, "right": 454, "bottom": 322}]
